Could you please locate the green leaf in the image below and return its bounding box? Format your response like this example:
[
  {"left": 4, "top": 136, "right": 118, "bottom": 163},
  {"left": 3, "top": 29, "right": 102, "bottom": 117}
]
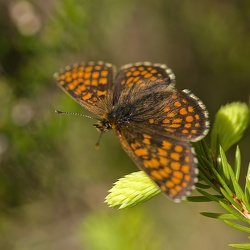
[
  {"left": 220, "top": 188, "right": 241, "bottom": 211},
  {"left": 245, "top": 163, "right": 250, "bottom": 203},
  {"left": 211, "top": 102, "right": 250, "bottom": 152},
  {"left": 195, "top": 182, "right": 211, "bottom": 189},
  {"left": 201, "top": 212, "right": 238, "bottom": 220},
  {"left": 211, "top": 167, "right": 233, "bottom": 196},
  {"left": 187, "top": 196, "right": 222, "bottom": 202},
  {"left": 196, "top": 188, "right": 221, "bottom": 202},
  {"left": 229, "top": 243, "right": 250, "bottom": 249},
  {"left": 219, "top": 200, "right": 250, "bottom": 224},
  {"left": 219, "top": 146, "right": 231, "bottom": 185},
  {"left": 224, "top": 220, "right": 250, "bottom": 233},
  {"left": 234, "top": 146, "right": 241, "bottom": 181}
]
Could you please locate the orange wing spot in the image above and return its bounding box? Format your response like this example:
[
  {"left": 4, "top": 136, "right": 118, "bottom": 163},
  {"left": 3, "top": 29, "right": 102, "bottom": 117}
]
[
  {"left": 170, "top": 123, "right": 181, "bottom": 128},
  {"left": 182, "top": 99, "right": 187, "bottom": 103},
  {"left": 181, "top": 182, "right": 188, "bottom": 188},
  {"left": 175, "top": 185, "right": 182, "bottom": 192},
  {"left": 162, "top": 166, "right": 171, "bottom": 174},
  {"left": 170, "top": 152, "right": 180, "bottom": 161},
  {"left": 164, "top": 128, "right": 175, "bottom": 133},
  {"left": 184, "top": 123, "right": 191, "bottom": 128},
  {"left": 77, "top": 78, "right": 83, "bottom": 83},
  {"left": 126, "top": 71, "right": 132, "bottom": 77},
  {"left": 150, "top": 76, "right": 157, "bottom": 81},
  {"left": 130, "top": 67, "right": 136, "bottom": 71},
  {"left": 195, "top": 114, "right": 200, "bottom": 120},
  {"left": 91, "top": 79, "right": 98, "bottom": 86},
  {"left": 97, "top": 90, "right": 107, "bottom": 97},
  {"left": 164, "top": 107, "right": 170, "bottom": 112},
  {"left": 173, "top": 171, "right": 184, "bottom": 180},
  {"left": 141, "top": 70, "right": 148, "bottom": 75},
  {"left": 167, "top": 112, "right": 175, "bottom": 118},
  {"left": 143, "top": 133, "right": 151, "bottom": 139},
  {"left": 170, "top": 161, "right": 181, "bottom": 170},
  {"left": 195, "top": 122, "right": 200, "bottom": 128},
  {"left": 158, "top": 148, "right": 168, "bottom": 157},
  {"left": 143, "top": 138, "right": 150, "bottom": 145},
  {"left": 65, "top": 72, "right": 71, "bottom": 77},
  {"left": 101, "top": 70, "right": 108, "bottom": 77},
  {"left": 66, "top": 76, "right": 72, "bottom": 82},
  {"left": 172, "top": 177, "right": 181, "bottom": 185},
  {"left": 191, "top": 129, "right": 197, "bottom": 134},
  {"left": 77, "top": 85, "right": 86, "bottom": 92},
  {"left": 95, "top": 65, "right": 101, "bottom": 70},
  {"left": 133, "top": 70, "right": 140, "bottom": 76},
  {"left": 182, "top": 129, "right": 189, "bottom": 134},
  {"left": 150, "top": 170, "right": 163, "bottom": 180},
  {"left": 184, "top": 156, "right": 190, "bottom": 163},
  {"left": 121, "top": 80, "right": 126, "bottom": 85},
  {"left": 99, "top": 78, "right": 107, "bottom": 85},
  {"left": 184, "top": 175, "right": 191, "bottom": 181},
  {"left": 150, "top": 69, "right": 157, "bottom": 73},
  {"left": 59, "top": 80, "right": 64, "bottom": 85},
  {"left": 79, "top": 66, "right": 84, "bottom": 71},
  {"left": 144, "top": 73, "right": 153, "bottom": 78},
  {"left": 92, "top": 97, "right": 97, "bottom": 102},
  {"left": 68, "top": 80, "right": 78, "bottom": 90},
  {"left": 147, "top": 67, "right": 152, "bottom": 70},
  {"left": 173, "top": 118, "right": 182, "bottom": 123},
  {"left": 180, "top": 108, "right": 188, "bottom": 115},
  {"left": 72, "top": 73, "right": 78, "bottom": 79},
  {"left": 174, "top": 101, "right": 182, "bottom": 107},
  {"left": 78, "top": 71, "right": 84, "bottom": 77},
  {"left": 169, "top": 189, "right": 178, "bottom": 197},
  {"left": 136, "top": 79, "right": 144, "bottom": 85},
  {"left": 159, "top": 169, "right": 169, "bottom": 177},
  {"left": 188, "top": 106, "right": 194, "bottom": 112},
  {"left": 171, "top": 94, "right": 178, "bottom": 99},
  {"left": 165, "top": 180, "right": 175, "bottom": 188},
  {"left": 138, "top": 66, "right": 144, "bottom": 71},
  {"left": 84, "top": 72, "right": 91, "bottom": 79},
  {"left": 133, "top": 76, "right": 140, "bottom": 82},
  {"left": 162, "top": 119, "right": 170, "bottom": 124},
  {"left": 159, "top": 157, "right": 168, "bottom": 165},
  {"left": 130, "top": 141, "right": 141, "bottom": 150},
  {"left": 85, "top": 66, "right": 93, "bottom": 72},
  {"left": 181, "top": 165, "right": 191, "bottom": 174},
  {"left": 84, "top": 79, "right": 91, "bottom": 85},
  {"left": 174, "top": 145, "right": 183, "bottom": 152},
  {"left": 92, "top": 71, "right": 100, "bottom": 79},
  {"left": 149, "top": 118, "right": 155, "bottom": 124},
  {"left": 143, "top": 158, "right": 160, "bottom": 168},
  {"left": 59, "top": 74, "right": 65, "bottom": 80},
  {"left": 83, "top": 92, "right": 93, "bottom": 100},
  {"left": 134, "top": 148, "right": 149, "bottom": 157},
  {"left": 162, "top": 140, "right": 172, "bottom": 150},
  {"left": 126, "top": 77, "right": 134, "bottom": 84},
  {"left": 186, "top": 115, "right": 194, "bottom": 122}
]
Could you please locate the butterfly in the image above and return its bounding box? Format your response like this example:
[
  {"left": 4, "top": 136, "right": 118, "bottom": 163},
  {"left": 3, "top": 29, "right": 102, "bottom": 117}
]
[{"left": 55, "top": 61, "right": 209, "bottom": 202}]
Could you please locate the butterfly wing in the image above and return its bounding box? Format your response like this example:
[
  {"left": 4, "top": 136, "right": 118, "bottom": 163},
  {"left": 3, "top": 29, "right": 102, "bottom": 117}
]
[
  {"left": 55, "top": 61, "right": 114, "bottom": 116},
  {"left": 114, "top": 63, "right": 209, "bottom": 142},
  {"left": 113, "top": 62, "right": 176, "bottom": 103},
  {"left": 114, "top": 126, "right": 197, "bottom": 202}
]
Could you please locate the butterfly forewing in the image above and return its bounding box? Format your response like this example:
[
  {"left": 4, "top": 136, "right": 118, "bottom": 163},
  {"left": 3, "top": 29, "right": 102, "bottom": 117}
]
[{"left": 55, "top": 62, "right": 114, "bottom": 115}]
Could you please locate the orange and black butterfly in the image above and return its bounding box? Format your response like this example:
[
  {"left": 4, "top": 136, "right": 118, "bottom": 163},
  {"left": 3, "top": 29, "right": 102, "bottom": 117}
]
[{"left": 55, "top": 61, "right": 209, "bottom": 202}]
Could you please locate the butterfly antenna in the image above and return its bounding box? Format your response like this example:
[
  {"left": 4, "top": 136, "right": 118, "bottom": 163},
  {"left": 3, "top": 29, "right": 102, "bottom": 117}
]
[
  {"left": 55, "top": 110, "right": 97, "bottom": 120},
  {"left": 95, "top": 131, "right": 105, "bottom": 150}
]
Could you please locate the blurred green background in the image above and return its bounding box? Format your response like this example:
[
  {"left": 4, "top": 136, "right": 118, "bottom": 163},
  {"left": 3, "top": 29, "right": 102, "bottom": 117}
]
[{"left": 0, "top": 0, "right": 249, "bottom": 249}]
